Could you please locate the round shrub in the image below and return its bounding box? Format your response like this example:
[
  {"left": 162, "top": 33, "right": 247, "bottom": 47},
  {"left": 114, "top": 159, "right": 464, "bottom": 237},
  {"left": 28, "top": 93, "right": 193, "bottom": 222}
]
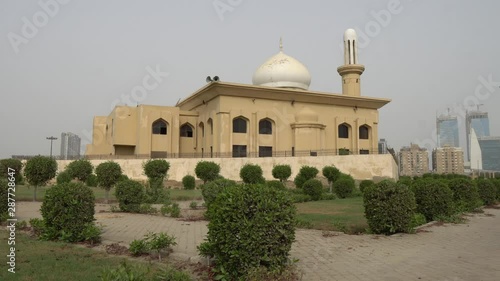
[
  {"left": 240, "top": 163, "right": 265, "bottom": 184},
  {"left": 412, "top": 179, "right": 453, "bottom": 221},
  {"left": 0, "top": 158, "right": 23, "bottom": 184},
  {"left": 266, "top": 180, "right": 285, "bottom": 189},
  {"left": 448, "top": 178, "right": 481, "bottom": 212},
  {"left": 322, "top": 166, "right": 341, "bottom": 184},
  {"left": 206, "top": 184, "right": 296, "bottom": 279},
  {"left": 476, "top": 178, "right": 497, "bottom": 205},
  {"left": 66, "top": 159, "right": 94, "bottom": 182},
  {"left": 195, "top": 161, "right": 220, "bottom": 183},
  {"left": 333, "top": 176, "right": 355, "bottom": 198},
  {"left": 143, "top": 159, "right": 170, "bottom": 180},
  {"left": 182, "top": 175, "right": 196, "bottom": 190},
  {"left": 40, "top": 182, "right": 95, "bottom": 242},
  {"left": 95, "top": 161, "right": 122, "bottom": 203},
  {"left": 115, "top": 180, "right": 145, "bottom": 213},
  {"left": 24, "top": 156, "right": 57, "bottom": 187},
  {"left": 85, "top": 174, "right": 98, "bottom": 187},
  {"left": 363, "top": 180, "right": 416, "bottom": 235},
  {"left": 201, "top": 178, "right": 236, "bottom": 209},
  {"left": 359, "top": 180, "right": 375, "bottom": 193},
  {"left": 56, "top": 171, "right": 72, "bottom": 184},
  {"left": 272, "top": 164, "right": 292, "bottom": 182},
  {"left": 293, "top": 174, "right": 307, "bottom": 189},
  {"left": 302, "top": 179, "right": 324, "bottom": 201},
  {"left": 294, "top": 166, "right": 319, "bottom": 188}
]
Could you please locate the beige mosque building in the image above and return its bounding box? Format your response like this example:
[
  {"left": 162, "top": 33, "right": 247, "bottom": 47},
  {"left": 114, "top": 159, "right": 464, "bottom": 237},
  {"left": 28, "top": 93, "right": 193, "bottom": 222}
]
[{"left": 86, "top": 29, "right": 391, "bottom": 160}]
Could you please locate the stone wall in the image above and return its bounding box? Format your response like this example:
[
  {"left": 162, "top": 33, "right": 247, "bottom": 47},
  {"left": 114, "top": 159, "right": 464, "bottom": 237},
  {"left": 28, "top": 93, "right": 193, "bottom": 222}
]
[{"left": 56, "top": 154, "right": 398, "bottom": 182}]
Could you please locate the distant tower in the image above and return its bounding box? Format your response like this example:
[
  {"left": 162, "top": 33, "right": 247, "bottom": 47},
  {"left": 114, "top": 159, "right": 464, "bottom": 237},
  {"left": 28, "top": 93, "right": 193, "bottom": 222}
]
[{"left": 337, "top": 29, "right": 365, "bottom": 97}]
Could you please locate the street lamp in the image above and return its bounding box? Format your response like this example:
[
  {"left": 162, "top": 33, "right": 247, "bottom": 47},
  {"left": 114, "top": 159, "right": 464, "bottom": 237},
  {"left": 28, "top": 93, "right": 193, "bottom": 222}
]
[{"left": 46, "top": 136, "right": 58, "bottom": 158}]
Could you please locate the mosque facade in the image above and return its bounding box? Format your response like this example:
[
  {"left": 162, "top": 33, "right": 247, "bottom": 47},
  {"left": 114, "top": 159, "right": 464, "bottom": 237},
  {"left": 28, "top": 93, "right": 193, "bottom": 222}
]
[{"left": 85, "top": 29, "right": 391, "bottom": 159}]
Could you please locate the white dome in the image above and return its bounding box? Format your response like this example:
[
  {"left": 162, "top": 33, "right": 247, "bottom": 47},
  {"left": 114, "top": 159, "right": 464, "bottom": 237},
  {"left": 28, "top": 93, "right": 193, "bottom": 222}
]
[{"left": 252, "top": 50, "right": 311, "bottom": 90}]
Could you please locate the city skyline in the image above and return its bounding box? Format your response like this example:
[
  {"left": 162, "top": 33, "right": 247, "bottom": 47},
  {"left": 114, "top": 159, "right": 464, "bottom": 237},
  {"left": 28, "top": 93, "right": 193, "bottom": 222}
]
[{"left": 1, "top": 1, "right": 500, "bottom": 159}]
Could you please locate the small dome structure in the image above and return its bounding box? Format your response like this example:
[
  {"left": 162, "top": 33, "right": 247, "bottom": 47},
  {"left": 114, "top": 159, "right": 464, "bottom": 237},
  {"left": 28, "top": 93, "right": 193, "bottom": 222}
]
[{"left": 252, "top": 40, "right": 311, "bottom": 90}]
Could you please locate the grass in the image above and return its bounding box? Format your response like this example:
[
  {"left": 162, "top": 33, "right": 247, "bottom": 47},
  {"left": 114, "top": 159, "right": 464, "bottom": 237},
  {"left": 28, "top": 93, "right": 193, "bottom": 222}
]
[
  {"left": 295, "top": 197, "right": 368, "bottom": 233},
  {"left": 0, "top": 230, "right": 161, "bottom": 281},
  {"left": 14, "top": 185, "right": 202, "bottom": 202}
]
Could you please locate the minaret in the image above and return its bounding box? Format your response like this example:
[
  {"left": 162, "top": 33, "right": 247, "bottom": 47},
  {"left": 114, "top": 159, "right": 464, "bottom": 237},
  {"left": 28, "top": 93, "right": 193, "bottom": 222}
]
[{"left": 337, "top": 29, "right": 365, "bottom": 97}]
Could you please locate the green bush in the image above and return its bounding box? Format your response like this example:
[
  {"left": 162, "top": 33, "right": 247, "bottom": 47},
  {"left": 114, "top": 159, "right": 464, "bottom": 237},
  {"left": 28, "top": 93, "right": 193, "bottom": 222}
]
[
  {"left": 272, "top": 164, "right": 292, "bottom": 182},
  {"left": 291, "top": 193, "right": 312, "bottom": 203},
  {"left": 476, "top": 178, "right": 497, "bottom": 205},
  {"left": 363, "top": 180, "right": 416, "bottom": 235},
  {"left": 412, "top": 179, "right": 454, "bottom": 221},
  {"left": 24, "top": 156, "right": 57, "bottom": 201},
  {"left": 205, "top": 184, "right": 296, "bottom": 279},
  {"left": 494, "top": 179, "right": 500, "bottom": 200},
  {"left": 359, "top": 180, "right": 375, "bottom": 193},
  {"left": 448, "top": 178, "right": 481, "bottom": 212},
  {"left": 101, "top": 261, "right": 150, "bottom": 281},
  {"left": 139, "top": 203, "right": 158, "bottom": 214},
  {"left": 156, "top": 266, "right": 193, "bottom": 281},
  {"left": 80, "top": 223, "right": 102, "bottom": 245},
  {"left": 143, "top": 159, "right": 170, "bottom": 180},
  {"left": 195, "top": 161, "right": 220, "bottom": 183},
  {"left": 322, "top": 166, "right": 341, "bottom": 193},
  {"left": 29, "top": 218, "right": 45, "bottom": 236},
  {"left": 0, "top": 158, "right": 23, "bottom": 184},
  {"left": 266, "top": 180, "right": 285, "bottom": 189},
  {"left": 66, "top": 159, "right": 94, "bottom": 182},
  {"left": 129, "top": 239, "right": 149, "bottom": 256},
  {"left": 302, "top": 179, "right": 324, "bottom": 201},
  {"left": 201, "top": 178, "right": 236, "bottom": 208},
  {"left": 40, "top": 182, "right": 96, "bottom": 242},
  {"left": 333, "top": 176, "right": 355, "bottom": 198},
  {"left": 95, "top": 161, "right": 123, "bottom": 203},
  {"left": 189, "top": 201, "right": 198, "bottom": 209},
  {"left": 85, "top": 174, "right": 98, "bottom": 187},
  {"left": 240, "top": 163, "right": 265, "bottom": 184},
  {"left": 294, "top": 166, "right": 319, "bottom": 188},
  {"left": 398, "top": 176, "right": 413, "bottom": 187},
  {"left": 144, "top": 178, "right": 170, "bottom": 204},
  {"left": 146, "top": 232, "right": 177, "bottom": 261},
  {"left": 320, "top": 193, "right": 336, "bottom": 200},
  {"left": 410, "top": 213, "right": 427, "bottom": 229},
  {"left": 182, "top": 175, "right": 196, "bottom": 190},
  {"left": 115, "top": 180, "right": 145, "bottom": 213},
  {"left": 56, "top": 171, "right": 72, "bottom": 184}
]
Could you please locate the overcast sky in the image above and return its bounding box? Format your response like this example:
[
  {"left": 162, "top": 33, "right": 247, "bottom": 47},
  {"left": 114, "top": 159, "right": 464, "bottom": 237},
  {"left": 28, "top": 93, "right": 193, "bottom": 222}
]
[{"left": 1, "top": 0, "right": 499, "bottom": 159}]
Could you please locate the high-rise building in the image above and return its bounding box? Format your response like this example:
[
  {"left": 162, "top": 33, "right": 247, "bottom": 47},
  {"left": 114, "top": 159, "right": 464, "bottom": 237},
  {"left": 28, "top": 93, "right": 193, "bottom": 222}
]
[
  {"left": 478, "top": 137, "right": 500, "bottom": 171},
  {"left": 432, "top": 146, "right": 464, "bottom": 174},
  {"left": 436, "top": 114, "right": 459, "bottom": 147},
  {"left": 399, "top": 144, "right": 429, "bottom": 177},
  {"left": 60, "top": 132, "right": 81, "bottom": 160},
  {"left": 466, "top": 111, "right": 490, "bottom": 161},
  {"left": 378, "top": 138, "right": 388, "bottom": 154}
]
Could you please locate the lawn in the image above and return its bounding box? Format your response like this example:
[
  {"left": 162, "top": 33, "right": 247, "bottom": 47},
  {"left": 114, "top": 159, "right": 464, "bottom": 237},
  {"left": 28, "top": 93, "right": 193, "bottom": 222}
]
[
  {"left": 13, "top": 185, "right": 202, "bottom": 202},
  {"left": 0, "top": 230, "right": 163, "bottom": 281},
  {"left": 295, "top": 197, "right": 368, "bottom": 233}
]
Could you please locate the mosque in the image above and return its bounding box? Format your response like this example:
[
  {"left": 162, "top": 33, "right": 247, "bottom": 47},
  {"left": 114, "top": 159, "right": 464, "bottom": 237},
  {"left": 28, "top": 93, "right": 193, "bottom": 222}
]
[{"left": 85, "top": 29, "right": 391, "bottom": 160}]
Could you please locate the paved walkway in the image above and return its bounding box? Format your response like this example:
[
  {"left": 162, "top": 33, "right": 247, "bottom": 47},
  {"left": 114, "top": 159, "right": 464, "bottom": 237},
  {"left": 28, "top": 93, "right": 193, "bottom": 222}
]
[{"left": 16, "top": 202, "right": 500, "bottom": 281}]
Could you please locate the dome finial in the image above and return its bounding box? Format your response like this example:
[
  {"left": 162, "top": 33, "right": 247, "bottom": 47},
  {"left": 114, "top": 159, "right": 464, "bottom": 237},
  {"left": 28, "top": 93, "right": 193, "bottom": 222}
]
[{"left": 279, "top": 37, "right": 283, "bottom": 52}]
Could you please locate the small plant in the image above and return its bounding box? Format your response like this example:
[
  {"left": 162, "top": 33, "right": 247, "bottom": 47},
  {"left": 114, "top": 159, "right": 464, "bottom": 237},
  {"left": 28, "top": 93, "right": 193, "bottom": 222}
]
[
  {"left": 195, "top": 161, "right": 221, "bottom": 183},
  {"left": 182, "top": 175, "right": 196, "bottom": 190},
  {"left": 272, "top": 164, "right": 292, "bottom": 182},
  {"left": 95, "top": 161, "right": 123, "bottom": 204},
  {"left": 239, "top": 163, "right": 265, "bottom": 184},
  {"left": 410, "top": 213, "right": 427, "bottom": 229},
  {"left": 15, "top": 220, "right": 28, "bottom": 230},
  {"left": 160, "top": 204, "right": 171, "bottom": 216},
  {"left": 80, "top": 223, "right": 102, "bottom": 245},
  {"left": 302, "top": 179, "right": 324, "bottom": 201},
  {"left": 129, "top": 239, "right": 149, "bottom": 256},
  {"left": 333, "top": 175, "right": 355, "bottom": 199},
  {"left": 189, "top": 201, "right": 198, "bottom": 209},
  {"left": 197, "top": 241, "right": 215, "bottom": 258},
  {"left": 29, "top": 218, "right": 45, "bottom": 236},
  {"left": 100, "top": 261, "right": 149, "bottom": 281},
  {"left": 266, "top": 180, "right": 285, "bottom": 189},
  {"left": 156, "top": 266, "right": 193, "bottom": 281},
  {"left": 322, "top": 165, "right": 341, "bottom": 193},
  {"left": 139, "top": 203, "right": 158, "bottom": 214},
  {"left": 146, "top": 232, "right": 177, "bottom": 262},
  {"left": 115, "top": 180, "right": 145, "bottom": 213},
  {"left": 170, "top": 203, "right": 181, "bottom": 218}
]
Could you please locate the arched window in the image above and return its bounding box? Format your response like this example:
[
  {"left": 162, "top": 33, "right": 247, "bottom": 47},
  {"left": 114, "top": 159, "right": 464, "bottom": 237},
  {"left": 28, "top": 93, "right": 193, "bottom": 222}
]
[
  {"left": 180, "top": 124, "right": 193, "bottom": 137},
  {"left": 207, "top": 118, "right": 213, "bottom": 135},
  {"left": 259, "top": 119, "right": 272, "bottom": 135},
  {"left": 338, "top": 124, "right": 349, "bottom": 139},
  {"left": 233, "top": 117, "right": 247, "bottom": 133},
  {"left": 152, "top": 119, "right": 167, "bottom": 135},
  {"left": 199, "top": 122, "right": 205, "bottom": 137},
  {"left": 359, "top": 125, "right": 369, "bottom": 140}
]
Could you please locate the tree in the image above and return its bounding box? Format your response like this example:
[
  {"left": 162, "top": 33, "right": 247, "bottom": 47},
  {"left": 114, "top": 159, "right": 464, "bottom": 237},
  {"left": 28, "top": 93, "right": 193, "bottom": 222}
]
[
  {"left": 24, "top": 156, "right": 57, "bottom": 201},
  {"left": 322, "top": 165, "right": 341, "bottom": 193},
  {"left": 142, "top": 159, "right": 170, "bottom": 181},
  {"left": 95, "top": 161, "right": 122, "bottom": 204},
  {"left": 66, "top": 159, "right": 94, "bottom": 182},
  {"left": 195, "top": 161, "right": 220, "bottom": 183},
  {"left": 240, "top": 163, "right": 265, "bottom": 184},
  {"left": 272, "top": 164, "right": 292, "bottom": 182},
  {"left": 0, "top": 158, "right": 23, "bottom": 184}
]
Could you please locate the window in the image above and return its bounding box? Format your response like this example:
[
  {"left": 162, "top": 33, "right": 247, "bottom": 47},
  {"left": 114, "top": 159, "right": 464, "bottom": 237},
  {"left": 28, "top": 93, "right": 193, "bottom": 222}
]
[
  {"left": 338, "top": 124, "right": 349, "bottom": 138},
  {"left": 259, "top": 146, "right": 272, "bottom": 157},
  {"left": 180, "top": 124, "right": 193, "bottom": 137},
  {"left": 207, "top": 118, "right": 213, "bottom": 135},
  {"left": 233, "top": 145, "right": 247, "bottom": 158},
  {"left": 359, "top": 125, "right": 369, "bottom": 140},
  {"left": 152, "top": 119, "right": 167, "bottom": 135},
  {"left": 360, "top": 149, "right": 369, "bottom": 155},
  {"left": 199, "top": 122, "right": 205, "bottom": 137},
  {"left": 259, "top": 119, "right": 272, "bottom": 134},
  {"left": 233, "top": 117, "right": 247, "bottom": 133}
]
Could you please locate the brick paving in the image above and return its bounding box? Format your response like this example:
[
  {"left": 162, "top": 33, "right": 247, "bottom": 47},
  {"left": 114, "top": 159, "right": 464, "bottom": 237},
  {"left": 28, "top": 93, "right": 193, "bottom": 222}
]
[{"left": 16, "top": 202, "right": 500, "bottom": 281}]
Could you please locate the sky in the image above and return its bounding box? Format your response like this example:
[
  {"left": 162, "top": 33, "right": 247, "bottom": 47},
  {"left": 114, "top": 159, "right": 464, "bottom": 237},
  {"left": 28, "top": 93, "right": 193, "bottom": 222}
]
[{"left": 1, "top": 0, "right": 499, "bottom": 159}]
